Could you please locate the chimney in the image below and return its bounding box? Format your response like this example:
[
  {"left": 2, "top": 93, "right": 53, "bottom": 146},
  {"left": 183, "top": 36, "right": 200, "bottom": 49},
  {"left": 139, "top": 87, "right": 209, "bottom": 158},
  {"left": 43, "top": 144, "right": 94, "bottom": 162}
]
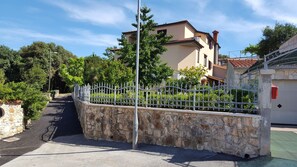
[{"left": 212, "top": 30, "right": 219, "bottom": 43}]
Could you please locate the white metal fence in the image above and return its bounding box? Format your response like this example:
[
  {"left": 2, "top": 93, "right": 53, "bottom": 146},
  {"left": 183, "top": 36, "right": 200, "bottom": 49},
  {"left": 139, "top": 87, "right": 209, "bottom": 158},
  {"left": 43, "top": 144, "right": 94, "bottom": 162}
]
[{"left": 74, "top": 82, "right": 258, "bottom": 114}]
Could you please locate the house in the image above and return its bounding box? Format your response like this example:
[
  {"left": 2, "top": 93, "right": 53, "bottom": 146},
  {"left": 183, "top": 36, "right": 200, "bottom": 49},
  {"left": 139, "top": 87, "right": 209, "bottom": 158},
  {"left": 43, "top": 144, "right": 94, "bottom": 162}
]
[
  {"left": 122, "top": 20, "right": 222, "bottom": 81},
  {"left": 225, "top": 58, "right": 258, "bottom": 87},
  {"left": 242, "top": 34, "right": 297, "bottom": 125}
]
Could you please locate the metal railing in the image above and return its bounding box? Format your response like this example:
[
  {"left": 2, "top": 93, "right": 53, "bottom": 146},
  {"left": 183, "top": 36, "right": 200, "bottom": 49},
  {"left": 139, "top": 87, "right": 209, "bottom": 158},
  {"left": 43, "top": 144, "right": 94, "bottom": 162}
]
[{"left": 74, "top": 82, "right": 258, "bottom": 114}]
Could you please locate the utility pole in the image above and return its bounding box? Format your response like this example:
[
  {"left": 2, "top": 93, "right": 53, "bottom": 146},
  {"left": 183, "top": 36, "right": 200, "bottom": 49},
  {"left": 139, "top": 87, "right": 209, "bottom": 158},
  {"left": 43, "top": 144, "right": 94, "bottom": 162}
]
[
  {"left": 48, "top": 50, "right": 57, "bottom": 92},
  {"left": 133, "top": 0, "right": 141, "bottom": 149}
]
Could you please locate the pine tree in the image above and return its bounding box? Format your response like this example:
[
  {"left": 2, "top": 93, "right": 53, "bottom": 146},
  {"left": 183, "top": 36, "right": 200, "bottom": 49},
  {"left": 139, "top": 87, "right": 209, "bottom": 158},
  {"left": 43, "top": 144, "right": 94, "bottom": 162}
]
[{"left": 117, "top": 7, "right": 173, "bottom": 87}]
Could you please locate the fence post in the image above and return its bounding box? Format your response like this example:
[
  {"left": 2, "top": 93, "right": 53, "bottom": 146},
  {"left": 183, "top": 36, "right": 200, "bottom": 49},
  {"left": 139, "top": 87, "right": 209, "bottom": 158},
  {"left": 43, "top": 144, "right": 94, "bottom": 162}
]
[
  {"left": 193, "top": 85, "right": 196, "bottom": 111},
  {"left": 145, "top": 87, "right": 148, "bottom": 108},
  {"left": 81, "top": 85, "right": 85, "bottom": 101},
  {"left": 83, "top": 84, "right": 90, "bottom": 103},
  {"left": 78, "top": 86, "right": 82, "bottom": 100},
  {"left": 74, "top": 84, "right": 79, "bottom": 99},
  {"left": 114, "top": 85, "right": 117, "bottom": 105},
  {"left": 258, "top": 69, "right": 275, "bottom": 156}
]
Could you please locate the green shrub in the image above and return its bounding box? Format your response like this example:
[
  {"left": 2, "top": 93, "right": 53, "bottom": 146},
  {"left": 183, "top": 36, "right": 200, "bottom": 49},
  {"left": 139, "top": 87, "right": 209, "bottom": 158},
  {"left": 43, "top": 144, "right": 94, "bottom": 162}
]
[
  {"left": 0, "top": 82, "right": 49, "bottom": 120},
  {"left": 91, "top": 90, "right": 234, "bottom": 111},
  {"left": 230, "top": 89, "right": 256, "bottom": 113}
]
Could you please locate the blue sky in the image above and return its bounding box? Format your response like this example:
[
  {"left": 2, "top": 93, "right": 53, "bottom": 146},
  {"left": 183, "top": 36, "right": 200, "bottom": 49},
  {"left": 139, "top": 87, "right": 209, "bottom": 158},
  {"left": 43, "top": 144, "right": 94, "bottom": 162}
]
[{"left": 0, "top": 0, "right": 296, "bottom": 57}]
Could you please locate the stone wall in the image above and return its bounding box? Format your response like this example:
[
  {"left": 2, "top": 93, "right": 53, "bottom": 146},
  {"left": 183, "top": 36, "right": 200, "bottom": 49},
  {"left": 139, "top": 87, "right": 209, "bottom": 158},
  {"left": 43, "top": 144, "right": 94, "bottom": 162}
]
[
  {"left": 74, "top": 98, "right": 263, "bottom": 158},
  {"left": 0, "top": 103, "right": 24, "bottom": 139}
]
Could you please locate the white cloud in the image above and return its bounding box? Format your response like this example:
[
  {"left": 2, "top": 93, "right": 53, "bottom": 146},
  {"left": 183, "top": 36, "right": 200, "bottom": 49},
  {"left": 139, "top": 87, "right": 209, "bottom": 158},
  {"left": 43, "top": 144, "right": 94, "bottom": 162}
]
[
  {"left": 0, "top": 27, "right": 118, "bottom": 47},
  {"left": 123, "top": 1, "right": 137, "bottom": 13},
  {"left": 244, "top": 0, "right": 297, "bottom": 24},
  {"left": 207, "top": 13, "right": 267, "bottom": 33},
  {"left": 46, "top": 0, "right": 127, "bottom": 25},
  {"left": 191, "top": 0, "right": 210, "bottom": 12},
  {"left": 68, "top": 28, "right": 118, "bottom": 46}
]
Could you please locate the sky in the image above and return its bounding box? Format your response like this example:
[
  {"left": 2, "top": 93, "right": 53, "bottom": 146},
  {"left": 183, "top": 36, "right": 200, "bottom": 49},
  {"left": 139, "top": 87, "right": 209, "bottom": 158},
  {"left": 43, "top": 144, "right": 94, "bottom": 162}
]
[{"left": 0, "top": 0, "right": 296, "bottom": 57}]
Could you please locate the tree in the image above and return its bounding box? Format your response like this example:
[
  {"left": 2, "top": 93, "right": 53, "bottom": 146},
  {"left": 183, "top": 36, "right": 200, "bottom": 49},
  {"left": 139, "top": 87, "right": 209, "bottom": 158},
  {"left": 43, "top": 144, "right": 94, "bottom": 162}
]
[
  {"left": 23, "top": 65, "right": 47, "bottom": 90},
  {"left": 60, "top": 58, "right": 84, "bottom": 88},
  {"left": 84, "top": 54, "right": 133, "bottom": 85},
  {"left": 0, "top": 45, "right": 22, "bottom": 82},
  {"left": 0, "top": 69, "right": 6, "bottom": 84},
  {"left": 243, "top": 23, "right": 297, "bottom": 57},
  {"left": 103, "top": 47, "right": 117, "bottom": 60},
  {"left": 19, "top": 41, "right": 76, "bottom": 92},
  {"left": 218, "top": 54, "right": 230, "bottom": 59},
  {"left": 84, "top": 54, "right": 103, "bottom": 84},
  {"left": 117, "top": 7, "right": 173, "bottom": 87},
  {"left": 179, "top": 65, "right": 207, "bottom": 86}
]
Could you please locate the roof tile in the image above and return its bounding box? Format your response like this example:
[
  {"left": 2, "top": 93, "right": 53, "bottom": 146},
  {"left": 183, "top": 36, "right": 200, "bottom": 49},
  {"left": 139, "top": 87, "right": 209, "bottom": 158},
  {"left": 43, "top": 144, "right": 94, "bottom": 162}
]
[{"left": 229, "top": 59, "right": 257, "bottom": 68}]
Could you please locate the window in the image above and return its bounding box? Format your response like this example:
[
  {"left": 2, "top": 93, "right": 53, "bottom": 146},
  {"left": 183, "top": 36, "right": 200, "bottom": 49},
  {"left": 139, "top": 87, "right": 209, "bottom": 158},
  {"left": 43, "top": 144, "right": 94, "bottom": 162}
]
[
  {"left": 207, "top": 36, "right": 213, "bottom": 49},
  {"left": 157, "top": 29, "right": 167, "bottom": 38},
  {"left": 0, "top": 108, "right": 4, "bottom": 118},
  {"left": 208, "top": 61, "right": 212, "bottom": 70},
  {"left": 204, "top": 54, "right": 208, "bottom": 67},
  {"left": 209, "top": 41, "right": 213, "bottom": 49}
]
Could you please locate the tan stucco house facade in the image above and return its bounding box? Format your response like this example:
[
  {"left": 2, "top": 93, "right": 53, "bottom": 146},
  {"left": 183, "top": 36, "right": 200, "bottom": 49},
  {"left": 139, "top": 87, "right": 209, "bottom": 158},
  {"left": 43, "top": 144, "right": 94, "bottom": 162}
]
[{"left": 122, "top": 20, "right": 221, "bottom": 80}]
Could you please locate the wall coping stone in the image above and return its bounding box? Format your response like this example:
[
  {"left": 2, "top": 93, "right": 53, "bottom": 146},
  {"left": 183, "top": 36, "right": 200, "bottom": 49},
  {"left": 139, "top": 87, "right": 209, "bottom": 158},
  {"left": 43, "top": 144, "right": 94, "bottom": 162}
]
[{"left": 77, "top": 99, "right": 261, "bottom": 119}]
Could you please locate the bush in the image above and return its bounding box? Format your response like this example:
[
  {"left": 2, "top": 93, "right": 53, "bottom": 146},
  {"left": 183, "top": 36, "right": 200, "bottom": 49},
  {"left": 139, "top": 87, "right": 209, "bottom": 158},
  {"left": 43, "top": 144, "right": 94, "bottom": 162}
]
[
  {"left": 0, "top": 82, "right": 48, "bottom": 120},
  {"left": 230, "top": 89, "right": 257, "bottom": 113},
  {"left": 91, "top": 90, "right": 234, "bottom": 111}
]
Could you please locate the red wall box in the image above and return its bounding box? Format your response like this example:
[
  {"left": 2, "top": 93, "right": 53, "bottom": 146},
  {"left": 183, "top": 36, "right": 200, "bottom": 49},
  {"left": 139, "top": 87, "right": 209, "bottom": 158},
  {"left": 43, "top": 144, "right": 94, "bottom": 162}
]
[{"left": 271, "top": 84, "right": 278, "bottom": 99}]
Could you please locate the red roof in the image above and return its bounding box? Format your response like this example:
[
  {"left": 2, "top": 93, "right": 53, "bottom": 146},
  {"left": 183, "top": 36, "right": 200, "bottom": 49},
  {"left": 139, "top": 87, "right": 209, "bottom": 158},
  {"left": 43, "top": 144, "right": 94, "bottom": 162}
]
[{"left": 228, "top": 59, "right": 257, "bottom": 68}]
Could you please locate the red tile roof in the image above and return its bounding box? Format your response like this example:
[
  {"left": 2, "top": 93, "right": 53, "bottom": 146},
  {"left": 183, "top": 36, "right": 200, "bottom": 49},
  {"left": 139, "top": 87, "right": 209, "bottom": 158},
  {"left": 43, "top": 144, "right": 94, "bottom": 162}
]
[{"left": 228, "top": 59, "right": 258, "bottom": 68}]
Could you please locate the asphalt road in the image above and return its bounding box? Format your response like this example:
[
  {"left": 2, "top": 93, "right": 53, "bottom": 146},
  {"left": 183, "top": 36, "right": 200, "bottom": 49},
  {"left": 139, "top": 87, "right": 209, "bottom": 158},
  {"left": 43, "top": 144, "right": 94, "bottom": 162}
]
[
  {"left": 2, "top": 96, "right": 297, "bottom": 167},
  {"left": 0, "top": 95, "right": 83, "bottom": 166}
]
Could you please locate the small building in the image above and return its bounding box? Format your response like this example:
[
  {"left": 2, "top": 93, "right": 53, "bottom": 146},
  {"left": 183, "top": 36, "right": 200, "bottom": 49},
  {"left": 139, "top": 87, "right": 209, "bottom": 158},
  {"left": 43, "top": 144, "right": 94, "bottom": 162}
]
[
  {"left": 226, "top": 59, "right": 258, "bottom": 87},
  {"left": 242, "top": 34, "right": 297, "bottom": 125}
]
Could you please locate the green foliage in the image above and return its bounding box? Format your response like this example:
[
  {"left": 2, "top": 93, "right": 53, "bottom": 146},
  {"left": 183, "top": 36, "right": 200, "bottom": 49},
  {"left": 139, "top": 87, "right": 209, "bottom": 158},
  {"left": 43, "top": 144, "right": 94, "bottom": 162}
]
[
  {"left": 91, "top": 90, "right": 234, "bottom": 111},
  {"left": 19, "top": 41, "right": 76, "bottom": 92},
  {"left": 0, "top": 45, "right": 22, "bottom": 82},
  {"left": 0, "top": 69, "right": 6, "bottom": 84},
  {"left": 179, "top": 65, "right": 207, "bottom": 86},
  {"left": 23, "top": 65, "right": 47, "bottom": 90},
  {"left": 83, "top": 55, "right": 102, "bottom": 84},
  {"left": 60, "top": 58, "right": 84, "bottom": 88},
  {"left": 242, "top": 44, "right": 260, "bottom": 56},
  {"left": 230, "top": 89, "right": 257, "bottom": 113},
  {"left": 118, "top": 7, "right": 173, "bottom": 87},
  {"left": 244, "top": 23, "right": 297, "bottom": 57},
  {"left": 103, "top": 47, "right": 117, "bottom": 60},
  {"left": 218, "top": 54, "right": 230, "bottom": 59},
  {"left": 0, "top": 82, "right": 48, "bottom": 120},
  {"left": 84, "top": 54, "right": 133, "bottom": 85}
]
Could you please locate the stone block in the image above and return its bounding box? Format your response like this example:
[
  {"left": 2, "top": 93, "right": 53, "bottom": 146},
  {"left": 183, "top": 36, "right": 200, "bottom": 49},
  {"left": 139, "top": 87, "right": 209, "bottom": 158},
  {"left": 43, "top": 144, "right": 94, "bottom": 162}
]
[
  {"left": 252, "top": 117, "right": 261, "bottom": 128},
  {"left": 249, "top": 138, "right": 260, "bottom": 147},
  {"left": 243, "top": 118, "right": 252, "bottom": 127},
  {"left": 9, "top": 108, "right": 14, "bottom": 113},
  {"left": 153, "top": 130, "right": 161, "bottom": 138},
  {"left": 164, "top": 135, "right": 175, "bottom": 146}
]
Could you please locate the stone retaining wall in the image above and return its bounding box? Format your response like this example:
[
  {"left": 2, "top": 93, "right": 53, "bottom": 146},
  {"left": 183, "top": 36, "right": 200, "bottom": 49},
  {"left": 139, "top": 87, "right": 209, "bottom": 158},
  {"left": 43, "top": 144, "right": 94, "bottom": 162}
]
[
  {"left": 74, "top": 98, "right": 263, "bottom": 158},
  {"left": 0, "top": 103, "right": 24, "bottom": 139}
]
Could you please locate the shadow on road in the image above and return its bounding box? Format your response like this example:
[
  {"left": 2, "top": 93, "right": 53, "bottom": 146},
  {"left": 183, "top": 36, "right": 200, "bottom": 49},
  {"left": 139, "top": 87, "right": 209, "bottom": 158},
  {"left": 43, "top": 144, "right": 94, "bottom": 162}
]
[
  {"left": 0, "top": 95, "right": 82, "bottom": 166},
  {"left": 41, "top": 95, "right": 83, "bottom": 141}
]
